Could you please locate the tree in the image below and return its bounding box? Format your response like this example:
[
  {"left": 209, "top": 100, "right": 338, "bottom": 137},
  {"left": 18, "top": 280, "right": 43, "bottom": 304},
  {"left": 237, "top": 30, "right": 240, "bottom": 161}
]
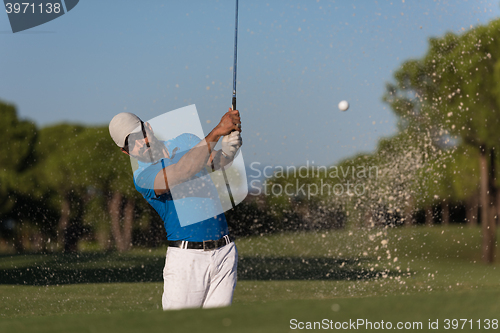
[
  {"left": 0, "top": 101, "right": 38, "bottom": 251},
  {"left": 33, "top": 124, "right": 87, "bottom": 251},
  {"left": 384, "top": 20, "right": 500, "bottom": 262},
  {"left": 33, "top": 124, "right": 143, "bottom": 252},
  {"left": 0, "top": 101, "right": 37, "bottom": 212},
  {"left": 68, "top": 126, "right": 141, "bottom": 252}
]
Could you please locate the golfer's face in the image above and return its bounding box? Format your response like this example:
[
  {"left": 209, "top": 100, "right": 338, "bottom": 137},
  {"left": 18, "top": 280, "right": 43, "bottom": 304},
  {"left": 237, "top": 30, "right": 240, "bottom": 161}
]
[{"left": 127, "top": 131, "right": 150, "bottom": 158}]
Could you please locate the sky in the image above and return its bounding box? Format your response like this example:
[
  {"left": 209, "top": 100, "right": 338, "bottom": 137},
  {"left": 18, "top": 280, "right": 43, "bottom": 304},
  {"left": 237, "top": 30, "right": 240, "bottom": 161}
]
[{"left": 1, "top": 0, "right": 499, "bottom": 171}]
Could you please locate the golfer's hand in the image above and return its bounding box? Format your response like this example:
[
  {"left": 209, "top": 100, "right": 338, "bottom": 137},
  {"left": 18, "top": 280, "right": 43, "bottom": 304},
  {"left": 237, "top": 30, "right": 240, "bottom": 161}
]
[
  {"left": 221, "top": 131, "right": 242, "bottom": 158},
  {"left": 216, "top": 108, "right": 241, "bottom": 136}
]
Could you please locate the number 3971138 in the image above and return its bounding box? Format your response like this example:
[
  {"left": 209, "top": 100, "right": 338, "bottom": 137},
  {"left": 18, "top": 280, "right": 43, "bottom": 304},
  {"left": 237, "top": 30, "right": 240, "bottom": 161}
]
[{"left": 5, "top": 3, "right": 61, "bottom": 14}]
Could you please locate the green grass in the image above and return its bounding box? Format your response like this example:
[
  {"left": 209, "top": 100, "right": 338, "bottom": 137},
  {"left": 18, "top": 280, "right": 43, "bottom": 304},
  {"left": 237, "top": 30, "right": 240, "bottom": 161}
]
[
  {"left": 2, "top": 289, "right": 500, "bottom": 332},
  {"left": 1, "top": 225, "right": 500, "bottom": 332}
]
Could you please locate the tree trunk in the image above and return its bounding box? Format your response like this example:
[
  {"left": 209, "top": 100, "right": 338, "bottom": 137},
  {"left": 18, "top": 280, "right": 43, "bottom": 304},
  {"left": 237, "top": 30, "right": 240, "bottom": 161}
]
[
  {"left": 497, "top": 191, "right": 500, "bottom": 228},
  {"left": 425, "top": 206, "right": 433, "bottom": 226},
  {"left": 109, "top": 191, "right": 124, "bottom": 251},
  {"left": 442, "top": 199, "right": 450, "bottom": 226},
  {"left": 122, "top": 198, "right": 135, "bottom": 251},
  {"left": 487, "top": 147, "right": 497, "bottom": 262},
  {"left": 365, "top": 209, "right": 374, "bottom": 228},
  {"left": 480, "top": 145, "right": 495, "bottom": 263},
  {"left": 57, "top": 196, "right": 70, "bottom": 250},
  {"left": 13, "top": 231, "right": 24, "bottom": 253},
  {"left": 404, "top": 196, "right": 414, "bottom": 226},
  {"left": 466, "top": 195, "right": 478, "bottom": 226},
  {"left": 64, "top": 194, "right": 83, "bottom": 253},
  {"left": 32, "top": 232, "right": 45, "bottom": 252},
  {"left": 96, "top": 229, "right": 111, "bottom": 251},
  {"left": 108, "top": 192, "right": 135, "bottom": 252}
]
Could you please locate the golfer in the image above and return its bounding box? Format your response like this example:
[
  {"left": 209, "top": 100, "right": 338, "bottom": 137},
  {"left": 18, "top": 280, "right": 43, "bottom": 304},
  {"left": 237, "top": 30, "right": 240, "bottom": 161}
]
[{"left": 109, "top": 108, "right": 242, "bottom": 310}]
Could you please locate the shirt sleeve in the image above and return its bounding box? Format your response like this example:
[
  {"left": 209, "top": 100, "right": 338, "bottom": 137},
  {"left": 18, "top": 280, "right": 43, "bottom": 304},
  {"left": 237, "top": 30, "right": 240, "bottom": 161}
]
[
  {"left": 133, "top": 135, "right": 202, "bottom": 199},
  {"left": 133, "top": 163, "right": 163, "bottom": 199},
  {"left": 177, "top": 133, "right": 202, "bottom": 150}
]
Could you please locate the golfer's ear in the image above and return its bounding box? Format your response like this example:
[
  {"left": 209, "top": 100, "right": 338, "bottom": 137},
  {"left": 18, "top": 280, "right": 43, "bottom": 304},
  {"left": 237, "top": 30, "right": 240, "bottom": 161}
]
[
  {"left": 120, "top": 148, "right": 129, "bottom": 155},
  {"left": 144, "top": 122, "right": 154, "bottom": 133}
]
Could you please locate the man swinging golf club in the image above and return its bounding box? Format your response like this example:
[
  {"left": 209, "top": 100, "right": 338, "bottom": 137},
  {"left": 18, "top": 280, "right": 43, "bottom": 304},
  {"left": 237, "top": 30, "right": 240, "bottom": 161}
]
[{"left": 109, "top": 107, "right": 242, "bottom": 310}]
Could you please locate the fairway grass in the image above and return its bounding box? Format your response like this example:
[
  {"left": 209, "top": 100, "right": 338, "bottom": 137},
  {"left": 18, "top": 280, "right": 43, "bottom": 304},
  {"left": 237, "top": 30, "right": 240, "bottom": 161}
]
[
  {"left": 2, "top": 289, "right": 500, "bottom": 333},
  {"left": 1, "top": 225, "right": 500, "bottom": 332}
]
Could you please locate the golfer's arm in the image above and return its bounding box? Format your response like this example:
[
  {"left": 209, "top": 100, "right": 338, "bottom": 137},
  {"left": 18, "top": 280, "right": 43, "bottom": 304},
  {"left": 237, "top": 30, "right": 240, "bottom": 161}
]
[{"left": 153, "top": 130, "right": 222, "bottom": 195}]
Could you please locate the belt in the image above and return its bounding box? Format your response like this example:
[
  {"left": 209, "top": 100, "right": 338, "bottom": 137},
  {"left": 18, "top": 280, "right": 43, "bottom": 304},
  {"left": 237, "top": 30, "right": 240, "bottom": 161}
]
[{"left": 168, "top": 235, "right": 233, "bottom": 251}]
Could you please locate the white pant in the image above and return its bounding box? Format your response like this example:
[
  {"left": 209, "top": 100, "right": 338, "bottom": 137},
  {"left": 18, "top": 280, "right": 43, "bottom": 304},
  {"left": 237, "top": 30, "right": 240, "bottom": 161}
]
[{"left": 162, "top": 242, "right": 238, "bottom": 310}]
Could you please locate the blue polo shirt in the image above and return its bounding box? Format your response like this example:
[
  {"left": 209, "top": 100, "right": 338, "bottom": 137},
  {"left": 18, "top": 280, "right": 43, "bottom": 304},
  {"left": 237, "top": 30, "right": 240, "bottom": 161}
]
[{"left": 133, "top": 133, "right": 228, "bottom": 242}]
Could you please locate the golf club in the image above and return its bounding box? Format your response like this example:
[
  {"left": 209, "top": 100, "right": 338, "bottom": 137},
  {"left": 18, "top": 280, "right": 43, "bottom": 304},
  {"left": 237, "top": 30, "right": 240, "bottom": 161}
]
[
  {"left": 232, "top": 0, "right": 239, "bottom": 111},
  {"left": 221, "top": 0, "right": 239, "bottom": 208}
]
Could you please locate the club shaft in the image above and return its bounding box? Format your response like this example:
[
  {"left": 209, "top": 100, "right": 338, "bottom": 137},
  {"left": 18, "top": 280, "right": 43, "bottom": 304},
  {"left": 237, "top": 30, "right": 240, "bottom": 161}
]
[
  {"left": 232, "top": 0, "right": 238, "bottom": 110},
  {"left": 223, "top": 0, "right": 239, "bottom": 209}
]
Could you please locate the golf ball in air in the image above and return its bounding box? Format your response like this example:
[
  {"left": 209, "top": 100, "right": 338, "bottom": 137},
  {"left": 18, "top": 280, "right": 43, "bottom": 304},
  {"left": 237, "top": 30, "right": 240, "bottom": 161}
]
[{"left": 338, "top": 100, "right": 349, "bottom": 111}]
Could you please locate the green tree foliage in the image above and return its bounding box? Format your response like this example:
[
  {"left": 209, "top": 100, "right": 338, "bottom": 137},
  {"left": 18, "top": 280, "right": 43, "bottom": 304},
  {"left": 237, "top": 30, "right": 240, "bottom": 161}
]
[
  {"left": 384, "top": 20, "right": 500, "bottom": 262},
  {"left": 0, "top": 101, "right": 37, "bottom": 216},
  {"left": 0, "top": 101, "right": 39, "bottom": 252},
  {"left": 385, "top": 22, "right": 500, "bottom": 147},
  {"left": 68, "top": 126, "right": 144, "bottom": 252},
  {"left": 32, "top": 124, "right": 87, "bottom": 251},
  {"left": 0, "top": 105, "right": 206, "bottom": 252},
  {"left": 30, "top": 124, "right": 141, "bottom": 252}
]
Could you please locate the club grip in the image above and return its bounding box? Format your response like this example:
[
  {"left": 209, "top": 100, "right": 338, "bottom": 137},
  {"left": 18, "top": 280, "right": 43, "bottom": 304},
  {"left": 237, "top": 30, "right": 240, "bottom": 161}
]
[{"left": 232, "top": 97, "right": 236, "bottom": 111}]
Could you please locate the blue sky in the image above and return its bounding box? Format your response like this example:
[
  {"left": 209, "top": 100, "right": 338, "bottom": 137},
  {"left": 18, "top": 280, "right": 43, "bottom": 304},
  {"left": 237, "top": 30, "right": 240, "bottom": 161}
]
[{"left": 1, "top": 0, "right": 499, "bottom": 169}]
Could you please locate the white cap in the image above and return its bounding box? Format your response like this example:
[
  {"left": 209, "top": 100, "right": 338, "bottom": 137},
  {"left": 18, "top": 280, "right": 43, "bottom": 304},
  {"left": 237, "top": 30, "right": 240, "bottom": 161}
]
[{"left": 109, "top": 112, "right": 142, "bottom": 148}]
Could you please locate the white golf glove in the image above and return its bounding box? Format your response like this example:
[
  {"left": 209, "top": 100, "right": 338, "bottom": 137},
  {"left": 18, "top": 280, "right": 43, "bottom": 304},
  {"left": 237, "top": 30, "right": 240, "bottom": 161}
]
[{"left": 221, "top": 131, "right": 242, "bottom": 158}]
